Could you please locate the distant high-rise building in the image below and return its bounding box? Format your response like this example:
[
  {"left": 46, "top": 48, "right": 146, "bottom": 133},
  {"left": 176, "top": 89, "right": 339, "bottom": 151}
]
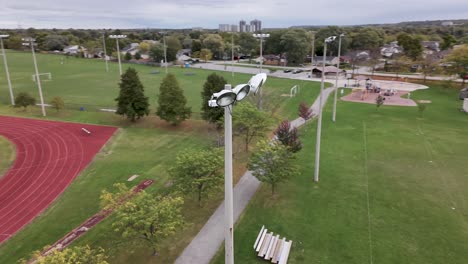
[
  {"left": 239, "top": 20, "right": 246, "bottom": 32},
  {"left": 251, "top": 19, "right": 261, "bottom": 32},
  {"left": 231, "top": 25, "right": 239, "bottom": 32},
  {"left": 250, "top": 19, "right": 261, "bottom": 32},
  {"left": 245, "top": 24, "right": 251, "bottom": 33},
  {"left": 219, "top": 24, "right": 231, "bottom": 32}
]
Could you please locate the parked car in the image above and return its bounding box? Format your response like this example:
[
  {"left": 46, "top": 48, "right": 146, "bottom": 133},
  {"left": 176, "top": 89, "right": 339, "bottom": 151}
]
[
  {"left": 283, "top": 69, "right": 292, "bottom": 73},
  {"left": 292, "top": 69, "right": 303, "bottom": 74}
]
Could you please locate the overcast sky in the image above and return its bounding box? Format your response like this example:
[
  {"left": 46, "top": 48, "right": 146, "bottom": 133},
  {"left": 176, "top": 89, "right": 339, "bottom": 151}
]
[{"left": 1, "top": 0, "right": 467, "bottom": 29}]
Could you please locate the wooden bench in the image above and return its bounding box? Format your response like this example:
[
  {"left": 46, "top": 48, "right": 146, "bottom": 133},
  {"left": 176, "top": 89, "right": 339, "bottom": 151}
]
[{"left": 254, "top": 225, "right": 292, "bottom": 264}]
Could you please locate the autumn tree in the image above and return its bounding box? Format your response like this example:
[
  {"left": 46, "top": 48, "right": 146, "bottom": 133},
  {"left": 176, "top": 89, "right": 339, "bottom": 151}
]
[
  {"left": 50, "top": 96, "right": 64, "bottom": 112},
  {"left": 233, "top": 102, "right": 271, "bottom": 151},
  {"left": 201, "top": 73, "right": 227, "bottom": 125},
  {"left": 100, "top": 185, "right": 184, "bottom": 256},
  {"left": 156, "top": 73, "right": 192, "bottom": 125},
  {"left": 248, "top": 140, "right": 298, "bottom": 195},
  {"left": 200, "top": 48, "right": 213, "bottom": 62},
  {"left": 445, "top": 44, "right": 468, "bottom": 86},
  {"left": 25, "top": 245, "right": 108, "bottom": 264},
  {"left": 169, "top": 148, "right": 223, "bottom": 205},
  {"left": 115, "top": 68, "right": 150, "bottom": 121},
  {"left": 298, "top": 102, "right": 313, "bottom": 120},
  {"left": 274, "top": 120, "right": 302, "bottom": 153}
]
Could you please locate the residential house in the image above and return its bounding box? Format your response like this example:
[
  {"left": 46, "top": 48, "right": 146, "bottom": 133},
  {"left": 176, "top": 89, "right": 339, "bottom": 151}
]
[
  {"left": 313, "top": 56, "right": 340, "bottom": 66},
  {"left": 63, "top": 45, "right": 87, "bottom": 55},
  {"left": 312, "top": 66, "right": 346, "bottom": 77},
  {"left": 422, "top": 41, "right": 440, "bottom": 56},
  {"left": 380, "top": 41, "right": 402, "bottom": 58},
  {"left": 122, "top": 43, "right": 140, "bottom": 56}
]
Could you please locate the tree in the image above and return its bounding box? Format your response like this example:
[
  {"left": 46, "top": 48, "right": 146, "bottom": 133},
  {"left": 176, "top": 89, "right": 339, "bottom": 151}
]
[
  {"left": 199, "top": 48, "right": 213, "bottom": 62},
  {"left": 238, "top": 33, "right": 257, "bottom": 56},
  {"left": 191, "top": 40, "right": 202, "bottom": 53},
  {"left": 376, "top": 95, "right": 384, "bottom": 109},
  {"left": 6, "top": 35, "right": 22, "bottom": 50},
  {"left": 350, "top": 28, "right": 385, "bottom": 51},
  {"left": 50, "top": 96, "right": 64, "bottom": 112},
  {"left": 149, "top": 43, "right": 165, "bottom": 62},
  {"left": 115, "top": 68, "right": 150, "bottom": 121},
  {"left": 156, "top": 73, "right": 192, "bottom": 125},
  {"left": 166, "top": 36, "right": 182, "bottom": 61},
  {"left": 202, "top": 34, "right": 224, "bottom": 58},
  {"left": 248, "top": 140, "right": 298, "bottom": 195},
  {"left": 201, "top": 73, "right": 227, "bottom": 125},
  {"left": 233, "top": 102, "right": 271, "bottom": 151},
  {"left": 315, "top": 26, "right": 349, "bottom": 56},
  {"left": 14, "top": 92, "right": 36, "bottom": 110},
  {"left": 101, "top": 186, "right": 184, "bottom": 256},
  {"left": 134, "top": 52, "right": 142, "bottom": 60},
  {"left": 169, "top": 148, "right": 223, "bottom": 205},
  {"left": 397, "top": 33, "right": 423, "bottom": 60},
  {"left": 274, "top": 120, "right": 302, "bottom": 153},
  {"left": 419, "top": 54, "right": 440, "bottom": 83},
  {"left": 124, "top": 52, "right": 132, "bottom": 61},
  {"left": 280, "top": 29, "right": 311, "bottom": 65},
  {"left": 139, "top": 42, "right": 150, "bottom": 53},
  {"left": 298, "top": 102, "right": 312, "bottom": 120},
  {"left": 441, "top": 34, "right": 457, "bottom": 50},
  {"left": 264, "top": 30, "right": 286, "bottom": 55},
  {"left": 417, "top": 102, "right": 427, "bottom": 117},
  {"left": 44, "top": 35, "right": 68, "bottom": 51},
  {"left": 26, "top": 245, "right": 108, "bottom": 264},
  {"left": 445, "top": 44, "right": 468, "bottom": 86}
]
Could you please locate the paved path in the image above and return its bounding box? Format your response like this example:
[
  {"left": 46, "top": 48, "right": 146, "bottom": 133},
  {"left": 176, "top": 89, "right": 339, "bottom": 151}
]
[{"left": 175, "top": 87, "right": 335, "bottom": 264}]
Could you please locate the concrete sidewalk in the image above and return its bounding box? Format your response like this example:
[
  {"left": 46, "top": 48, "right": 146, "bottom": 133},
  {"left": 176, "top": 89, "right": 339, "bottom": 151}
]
[{"left": 175, "top": 87, "right": 335, "bottom": 264}]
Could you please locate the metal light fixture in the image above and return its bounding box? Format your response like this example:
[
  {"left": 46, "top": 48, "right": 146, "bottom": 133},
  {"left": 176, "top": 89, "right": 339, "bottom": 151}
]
[
  {"left": 248, "top": 73, "right": 267, "bottom": 94},
  {"left": 232, "top": 84, "right": 251, "bottom": 101}
]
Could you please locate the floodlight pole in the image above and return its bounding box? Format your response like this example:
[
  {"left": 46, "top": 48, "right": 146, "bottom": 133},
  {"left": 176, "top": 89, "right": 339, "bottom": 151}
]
[
  {"left": 314, "top": 37, "right": 334, "bottom": 182},
  {"left": 310, "top": 33, "right": 315, "bottom": 79},
  {"left": 102, "top": 32, "right": 109, "bottom": 72},
  {"left": 231, "top": 34, "right": 234, "bottom": 77},
  {"left": 332, "top": 34, "right": 344, "bottom": 123},
  {"left": 223, "top": 85, "right": 234, "bottom": 264},
  {"left": 23, "top": 38, "right": 46, "bottom": 117},
  {"left": 160, "top": 31, "right": 168, "bottom": 74},
  {"left": 253, "top": 33, "right": 269, "bottom": 110},
  {"left": 109, "top": 35, "right": 126, "bottom": 75},
  {"left": 0, "top": 35, "right": 14, "bottom": 105}
]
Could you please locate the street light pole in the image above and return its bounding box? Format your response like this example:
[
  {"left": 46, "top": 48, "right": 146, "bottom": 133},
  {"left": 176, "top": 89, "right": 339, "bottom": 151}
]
[
  {"left": 102, "top": 32, "right": 109, "bottom": 72},
  {"left": 0, "top": 35, "right": 14, "bottom": 105},
  {"left": 23, "top": 38, "right": 46, "bottom": 117},
  {"left": 253, "top": 33, "right": 270, "bottom": 110},
  {"left": 332, "top": 34, "right": 345, "bottom": 123},
  {"left": 314, "top": 36, "right": 335, "bottom": 182},
  {"left": 109, "top": 35, "right": 126, "bottom": 75},
  {"left": 231, "top": 34, "right": 234, "bottom": 77}
]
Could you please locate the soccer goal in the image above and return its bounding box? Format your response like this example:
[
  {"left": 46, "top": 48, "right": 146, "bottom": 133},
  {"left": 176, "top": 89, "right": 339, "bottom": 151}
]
[
  {"left": 290, "top": 85, "right": 300, "bottom": 97},
  {"left": 32, "top": 73, "right": 52, "bottom": 82}
]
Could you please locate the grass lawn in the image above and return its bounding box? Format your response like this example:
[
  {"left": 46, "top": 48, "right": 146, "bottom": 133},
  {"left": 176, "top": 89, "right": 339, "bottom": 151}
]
[
  {"left": 0, "top": 52, "right": 322, "bottom": 263},
  {"left": 212, "top": 85, "right": 468, "bottom": 264},
  {"left": 0, "top": 135, "right": 15, "bottom": 178}
]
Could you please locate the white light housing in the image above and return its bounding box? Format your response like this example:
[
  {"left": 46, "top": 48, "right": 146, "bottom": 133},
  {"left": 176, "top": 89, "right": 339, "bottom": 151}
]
[
  {"left": 211, "top": 90, "right": 237, "bottom": 107},
  {"left": 233, "top": 84, "right": 251, "bottom": 101},
  {"left": 325, "top": 36, "right": 336, "bottom": 43},
  {"left": 0, "top": 35, "right": 9, "bottom": 38},
  {"left": 248, "top": 73, "right": 267, "bottom": 94}
]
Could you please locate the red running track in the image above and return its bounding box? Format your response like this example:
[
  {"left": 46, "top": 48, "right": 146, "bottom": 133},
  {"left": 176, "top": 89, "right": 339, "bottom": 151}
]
[{"left": 0, "top": 116, "right": 117, "bottom": 244}]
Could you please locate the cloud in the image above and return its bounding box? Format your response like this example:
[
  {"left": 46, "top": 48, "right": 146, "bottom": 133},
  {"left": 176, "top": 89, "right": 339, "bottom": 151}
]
[{"left": 0, "top": 0, "right": 467, "bottom": 29}]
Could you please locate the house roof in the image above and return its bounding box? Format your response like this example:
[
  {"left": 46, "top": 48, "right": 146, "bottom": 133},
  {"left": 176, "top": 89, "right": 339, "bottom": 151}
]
[{"left": 312, "top": 66, "right": 345, "bottom": 73}]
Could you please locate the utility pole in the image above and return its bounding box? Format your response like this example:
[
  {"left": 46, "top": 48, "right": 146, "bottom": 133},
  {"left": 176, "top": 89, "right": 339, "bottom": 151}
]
[
  {"left": 231, "top": 34, "right": 234, "bottom": 77},
  {"left": 310, "top": 32, "right": 315, "bottom": 79},
  {"left": 109, "top": 35, "right": 127, "bottom": 75},
  {"left": 159, "top": 31, "right": 168, "bottom": 74},
  {"left": 253, "top": 33, "right": 270, "bottom": 110},
  {"left": 0, "top": 35, "right": 14, "bottom": 105},
  {"left": 23, "top": 38, "right": 46, "bottom": 117}
]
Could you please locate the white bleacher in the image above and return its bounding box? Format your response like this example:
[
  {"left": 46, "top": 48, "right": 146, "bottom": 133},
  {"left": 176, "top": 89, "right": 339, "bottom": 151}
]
[{"left": 254, "top": 225, "right": 292, "bottom": 264}]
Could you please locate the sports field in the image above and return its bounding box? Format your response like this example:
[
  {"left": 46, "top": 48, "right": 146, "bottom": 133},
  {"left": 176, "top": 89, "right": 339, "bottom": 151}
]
[
  {"left": 0, "top": 135, "right": 15, "bottom": 178},
  {"left": 212, "top": 86, "right": 468, "bottom": 264},
  {"left": 0, "top": 52, "right": 322, "bottom": 263}
]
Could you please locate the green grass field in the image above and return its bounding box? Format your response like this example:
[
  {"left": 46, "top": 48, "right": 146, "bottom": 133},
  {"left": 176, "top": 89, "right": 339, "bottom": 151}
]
[
  {"left": 0, "top": 136, "right": 15, "bottom": 178},
  {"left": 212, "top": 86, "right": 468, "bottom": 264},
  {"left": 0, "top": 52, "right": 322, "bottom": 263}
]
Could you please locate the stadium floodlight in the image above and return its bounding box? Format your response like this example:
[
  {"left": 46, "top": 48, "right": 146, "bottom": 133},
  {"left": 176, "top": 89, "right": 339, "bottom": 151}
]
[
  {"left": 0, "top": 34, "right": 14, "bottom": 105},
  {"left": 207, "top": 73, "right": 268, "bottom": 264},
  {"left": 332, "top": 33, "right": 346, "bottom": 123},
  {"left": 102, "top": 32, "right": 109, "bottom": 72},
  {"left": 314, "top": 36, "right": 336, "bottom": 183},
  {"left": 109, "top": 35, "right": 127, "bottom": 75},
  {"left": 22, "top": 37, "right": 46, "bottom": 117}
]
